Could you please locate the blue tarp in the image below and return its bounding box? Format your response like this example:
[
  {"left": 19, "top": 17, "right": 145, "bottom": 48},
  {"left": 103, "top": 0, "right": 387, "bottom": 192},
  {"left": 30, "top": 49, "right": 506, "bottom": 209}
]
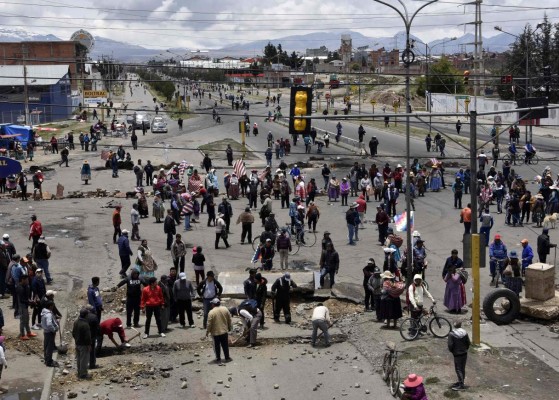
[
  {"left": 0, "top": 124, "right": 33, "bottom": 149},
  {"left": 0, "top": 156, "right": 22, "bottom": 178}
]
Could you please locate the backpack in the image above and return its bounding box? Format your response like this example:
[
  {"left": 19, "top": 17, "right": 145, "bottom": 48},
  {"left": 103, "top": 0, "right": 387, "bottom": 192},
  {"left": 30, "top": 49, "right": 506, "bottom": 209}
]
[
  {"left": 458, "top": 269, "right": 469, "bottom": 284},
  {"left": 390, "top": 235, "right": 403, "bottom": 248},
  {"left": 239, "top": 299, "right": 258, "bottom": 313}
]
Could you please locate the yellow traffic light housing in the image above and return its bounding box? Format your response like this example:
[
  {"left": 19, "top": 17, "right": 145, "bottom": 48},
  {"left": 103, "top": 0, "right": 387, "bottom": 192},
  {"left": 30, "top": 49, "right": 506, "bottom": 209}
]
[{"left": 289, "top": 87, "right": 312, "bottom": 136}]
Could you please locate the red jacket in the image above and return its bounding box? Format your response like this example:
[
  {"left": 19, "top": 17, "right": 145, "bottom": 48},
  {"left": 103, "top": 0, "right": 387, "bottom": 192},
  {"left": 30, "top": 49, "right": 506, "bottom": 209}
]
[
  {"left": 100, "top": 318, "right": 125, "bottom": 340},
  {"left": 29, "top": 220, "right": 43, "bottom": 237},
  {"left": 112, "top": 210, "right": 121, "bottom": 226},
  {"left": 356, "top": 196, "right": 367, "bottom": 213},
  {"left": 141, "top": 285, "right": 164, "bottom": 308}
]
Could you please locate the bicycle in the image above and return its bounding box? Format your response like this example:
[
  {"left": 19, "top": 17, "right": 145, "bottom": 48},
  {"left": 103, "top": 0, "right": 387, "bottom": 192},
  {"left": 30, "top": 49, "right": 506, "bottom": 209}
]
[
  {"left": 382, "top": 343, "right": 406, "bottom": 396},
  {"left": 491, "top": 257, "right": 507, "bottom": 288},
  {"left": 501, "top": 153, "right": 517, "bottom": 165},
  {"left": 299, "top": 229, "right": 317, "bottom": 248},
  {"left": 251, "top": 224, "right": 300, "bottom": 255},
  {"left": 399, "top": 305, "right": 451, "bottom": 341},
  {"left": 524, "top": 153, "right": 539, "bottom": 165}
]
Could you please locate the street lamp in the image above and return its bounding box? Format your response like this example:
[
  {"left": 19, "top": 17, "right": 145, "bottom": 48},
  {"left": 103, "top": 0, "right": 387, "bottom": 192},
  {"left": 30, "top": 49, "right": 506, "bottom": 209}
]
[
  {"left": 373, "top": 0, "right": 439, "bottom": 285},
  {"left": 494, "top": 24, "right": 542, "bottom": 142}
]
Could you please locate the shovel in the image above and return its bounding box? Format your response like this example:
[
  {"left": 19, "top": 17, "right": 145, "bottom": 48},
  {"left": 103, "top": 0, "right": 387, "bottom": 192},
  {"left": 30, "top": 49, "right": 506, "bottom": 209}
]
[{"left": 57, "top": 329, "right": 68, "bottom": 355}]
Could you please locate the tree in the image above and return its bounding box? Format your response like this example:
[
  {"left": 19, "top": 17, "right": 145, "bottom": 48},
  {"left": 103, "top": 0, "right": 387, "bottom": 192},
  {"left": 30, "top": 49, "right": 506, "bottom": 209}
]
[
  {"left": 263, "top": 42, "right": 278, "bottom": 65},
  {"left": 416, "top": 57, "right": 463, "bottom": 96},
  {"left": 288, "top": 51, "right": 303, "bottom": 70}
]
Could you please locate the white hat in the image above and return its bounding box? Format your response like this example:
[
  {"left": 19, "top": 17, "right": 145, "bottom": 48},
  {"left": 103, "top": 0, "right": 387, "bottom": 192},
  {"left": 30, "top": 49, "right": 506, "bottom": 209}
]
[
  {"left": 412, "top": 231, "right": 420, "bottom": 237},
  {"left": 383, "top": 247, "right": 396, "bottom": 253},
  {"left": 210, "top": 298, "right": 221, "bottom": 305},
  {"left": 380, "top": 271, "right": 395, "bottom": 279},
  {"left": 46, "top": 290, "right": 57, "bottom": 296},
  {"left": 2, "top": 234, "right": 8, "bottom": 239},
  {"left": 413, "top": 274, "right": 423, "bottom": 281},
  {"left": 179, "top": 272, "right": 186, "bottom": 280},
  {"left": 122, "top": 229, "right": 129, "bottom": 234}
]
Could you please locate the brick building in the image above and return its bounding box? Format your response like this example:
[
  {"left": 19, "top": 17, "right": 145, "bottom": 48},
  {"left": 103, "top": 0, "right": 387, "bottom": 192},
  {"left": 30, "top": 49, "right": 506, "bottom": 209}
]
[
  {"left": 369, "top": 48, "right": 400, "bottom": 72},
  {"left": 0, "top": 41, "right": 85, "bottom": 90}
]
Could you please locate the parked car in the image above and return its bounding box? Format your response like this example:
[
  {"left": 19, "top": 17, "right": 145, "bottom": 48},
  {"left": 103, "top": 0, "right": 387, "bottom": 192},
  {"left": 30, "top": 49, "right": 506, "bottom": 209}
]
[
  {"left": 151, "top": 116, "right": 168, "bottom": 133},
  {"left": 134, "top": 112, "right": 150, "bottom": 130}
]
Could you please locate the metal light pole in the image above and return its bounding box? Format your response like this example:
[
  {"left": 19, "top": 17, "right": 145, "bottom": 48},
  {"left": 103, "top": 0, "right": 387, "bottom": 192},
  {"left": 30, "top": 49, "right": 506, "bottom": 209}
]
[
  {"left": 494, "top": 25, "right": 542, "bottom": 143},
  {"left": 374, "top": 0, "right": 439, "bottom": 285}
]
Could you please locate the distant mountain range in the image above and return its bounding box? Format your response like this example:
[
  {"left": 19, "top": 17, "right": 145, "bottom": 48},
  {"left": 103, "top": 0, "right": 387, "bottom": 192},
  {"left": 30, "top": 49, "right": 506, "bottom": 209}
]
[{"left": 0, "top": 27, "right": 516, "bottom": 62}]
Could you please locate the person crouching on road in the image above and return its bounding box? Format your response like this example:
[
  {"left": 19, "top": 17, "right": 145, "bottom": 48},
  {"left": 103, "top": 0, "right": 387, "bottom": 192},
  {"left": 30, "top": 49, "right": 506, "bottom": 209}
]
[
  {"left": 96, "top": 317, "right": 130, "bottom": 357},
  {"left": 311, "top": 303, "right": 331, "bottom": 348},
  {"left": 230, "top": 299, "right": 262, "bottom": 347}
]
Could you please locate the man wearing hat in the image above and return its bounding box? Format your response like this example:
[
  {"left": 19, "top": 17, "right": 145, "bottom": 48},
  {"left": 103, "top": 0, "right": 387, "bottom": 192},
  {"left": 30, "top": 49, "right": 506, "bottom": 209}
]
[
  {"left": 479, "top": 208, "right": 493, "bottom": 247},
  {"left": 253, "top": 238, "right": 275, "bottom": 271},
  {"left": 215, "top": 212, "right": 230, "bottom": 249},
  {"left": 537, "top": 228, "right": 556, "bottom": 263},
  {"left": 217, "top": 197, "right": 233, "bottom": 233},
  {"left": 346, "top": 203, "right": 359, "bottom": 245},
  {"left": 173, "top": 272, "right": 196, "bottom": 328},
  {"left": 2, "top": 234, "right": 16, "bottom": 259},
  {"left": 320, "top": 242, "right": 340, "bottom": 289},
  {"left": 489, "top": 234, "right": 507, "bottom": 283},
  {"left": 321, "top": 231, "right": 333, "bottom": 251},
  {"left": 33, "top": 235, "right": 53, "bottom": 284},
  {"left": 236, "top": 207, "right": 255, "bottom": 245},
  {"left": 117, "top": 229, "right": 133, "bottom": 278},
  {"left": 112, "top": 206, "right": 122, "bottom": 245},
  {"left": 271, "top": 273, "right": 297, "bottom": 324},
  {"left": 206, "top": 298, "right": 232, "bottom": 363},
  {"left": 520, "top": 239, "right": 533, "bottom": 275}
]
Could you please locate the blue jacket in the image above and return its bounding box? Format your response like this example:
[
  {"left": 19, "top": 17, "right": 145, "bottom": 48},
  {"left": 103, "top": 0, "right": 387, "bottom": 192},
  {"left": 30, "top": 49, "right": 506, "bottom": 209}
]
[
  {"left": 31, "top": 276, "right": 46, "bottom": 299},
  {"left": 117, "top": 235, "right": 133, "bottom": 257},
  {"left": 289, "top": 202, "right": 298, "bottom": 217},
  {"left": 489, "top": 241, "right": 508, "bottom": 260},
  {"left": 521, "top": 245, "right": 534, "bottom": 268},
  {"left": 87, "top": 285, "right": 103, "bottom": 311}
]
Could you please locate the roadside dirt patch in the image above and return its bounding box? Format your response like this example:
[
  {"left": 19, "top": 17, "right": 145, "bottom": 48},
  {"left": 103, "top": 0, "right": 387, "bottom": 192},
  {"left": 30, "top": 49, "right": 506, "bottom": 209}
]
[{"left": 198, "top": 139, "right": 258, "bottom": 160}]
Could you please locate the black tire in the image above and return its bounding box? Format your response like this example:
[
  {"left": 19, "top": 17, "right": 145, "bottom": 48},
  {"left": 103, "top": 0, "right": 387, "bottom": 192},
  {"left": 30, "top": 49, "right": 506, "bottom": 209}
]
[
  {"left": 429, "top": 316, "right": 452, "bottom": 338},
  {"left": 381, "top": 353, "right": 390, "bottom": 381},
  {"left": 482, "top": 288, "right": 521, "bottom": 325},
  {"left": 389, "top": 367, "right": 400, "bottom": 396},
  {"left": 399, "top": 318, "right": 420, "bottom": 341}
]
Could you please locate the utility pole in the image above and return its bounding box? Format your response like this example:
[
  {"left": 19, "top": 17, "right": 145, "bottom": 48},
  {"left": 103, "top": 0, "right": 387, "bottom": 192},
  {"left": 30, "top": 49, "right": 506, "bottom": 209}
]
[
  {"left": 469, "top": 110, "right": 480, "bottom": 345},
  {"left": 22, "top": 44, "right": 30, "bottom": 126},
  {"left": 472, "top": 0, "right": 483, "bottom": 109}
]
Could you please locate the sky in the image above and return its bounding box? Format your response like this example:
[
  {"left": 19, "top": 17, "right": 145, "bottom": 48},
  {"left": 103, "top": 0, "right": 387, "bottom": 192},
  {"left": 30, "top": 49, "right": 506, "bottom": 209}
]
[{"left": 1, "top": 0, "right": 558, "bottom": 52}]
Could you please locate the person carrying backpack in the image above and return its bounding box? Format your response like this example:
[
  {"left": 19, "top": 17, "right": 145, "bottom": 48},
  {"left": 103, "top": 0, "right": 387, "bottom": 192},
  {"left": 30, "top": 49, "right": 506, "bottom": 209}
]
[{"left": 407, "top": 275, "right": 435, "bottom": 319}]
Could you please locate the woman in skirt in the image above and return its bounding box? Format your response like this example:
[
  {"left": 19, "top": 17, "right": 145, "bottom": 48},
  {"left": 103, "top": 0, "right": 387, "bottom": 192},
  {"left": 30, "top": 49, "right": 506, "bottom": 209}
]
[
  {"left": 152, "top": 192, "right": 165, "bottom": 223},
  {"left": 80, "top": 160, "right": 91, "bottom": 185},
  {"left": 229, "top": 173, "right": 240, "bottom": 200},
  {"left": 429, "top": 165, "right": 442, "bottom": 192},
  {"left": 378, "top": 271, "right": 405, "bottom": 328},
  {"left": 328, "top": 176, "right": 340, "bottom": 202},
  {"left": 137, "top": 191, "right": 149, "bottom": 218},
  {"left": 443, "top": 265, "right": 467, "bottom": 313}
]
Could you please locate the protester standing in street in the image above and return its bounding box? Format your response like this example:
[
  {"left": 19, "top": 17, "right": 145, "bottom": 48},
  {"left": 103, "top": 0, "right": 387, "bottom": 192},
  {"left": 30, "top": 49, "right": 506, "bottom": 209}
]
[
  {"left": 319, "top": 243, "right": 340, "bottom": 288},
  {"left": 236, "top": 207, "right": 254, "bottom": 245},
  {"left": 171, "top": 234, "right": 187, "bottom": 273},
  {"left": 448, "top": 321, "right": 470, "bottom": 391},
  {"left": 173, "top": 272, "right": 196, "bottom": 328},
  {"left": 537, "top": 228, "right": 556, "bottom": 263},
  {"left": 117, "top": 269, "right": 144, "bottom": 328},
  {"left": 198, "top": 271, "right": 223, "bottom": 329},
  {"left": 271, "top": 272, "right": 297, "bottom": 324},
  {"left": 41, "top": 300, "right": 59, "bottom": 367},
  {"left": 141, "top": 277, "right": 165, "bottom": 338},
  {"left": 72, "top": 309, "right": 92, "bottom": 380},
  {"left": 206, "top": 298, "right": 232, "bottom": 363},
  {"left": 460, "top": 204, "right": 472, "bottom": 235},
  {"left": 363, "top": 259, "right": 376, "bottom": 312},
  {"left": 87, "top": 277, "right": 103, "bottom": 321},
  {"left": 112, "top": 206, "right": 122, "bottom": 244}
]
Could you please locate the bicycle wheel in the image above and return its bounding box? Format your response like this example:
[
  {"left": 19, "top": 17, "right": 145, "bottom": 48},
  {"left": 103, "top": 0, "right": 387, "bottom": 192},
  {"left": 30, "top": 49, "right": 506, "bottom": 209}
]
[
  {"left": 429, "top": 316, "right": 452, "bottom": 338},
  {"left": 399, "top": 318, "right": 420, "bottom": 341},
  {"left": 251, "top": 236, "right": 261, "bottom": 251},
  {"left": 381, "top": 353, "right": 391, "bottom": 381},
  {"left": 389, "top": 366, "right": 400, "bottom": 396},
  {"left": 501, "top": 154, "right": 511, "bottom": 163},
  {"left": 532, "top": 154, "right": 539, "bottom": 165},
  {"left": 288, "top": 234, "right": 300, "bottom": 255},
  {"left": 299, "top": 230, "right": 317, "bottom": 247}
]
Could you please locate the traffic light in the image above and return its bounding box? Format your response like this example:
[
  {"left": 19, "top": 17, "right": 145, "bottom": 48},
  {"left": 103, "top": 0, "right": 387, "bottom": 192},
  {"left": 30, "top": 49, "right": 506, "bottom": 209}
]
[
  {"left": 463, "top": 70, "right": 470, "bottom": 85},
  {"left": 289, "top": 86, "right": 312, "bottom": 136}
]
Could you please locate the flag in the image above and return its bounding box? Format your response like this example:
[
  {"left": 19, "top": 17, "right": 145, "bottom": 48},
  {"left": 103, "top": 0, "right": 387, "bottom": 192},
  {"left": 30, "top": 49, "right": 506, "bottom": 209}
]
[
  {"left": 393, "top": 211, "right": 414, "bottom": 232},
  {"left": 233, "top": 159, "right": 246, "bottom": 177}
]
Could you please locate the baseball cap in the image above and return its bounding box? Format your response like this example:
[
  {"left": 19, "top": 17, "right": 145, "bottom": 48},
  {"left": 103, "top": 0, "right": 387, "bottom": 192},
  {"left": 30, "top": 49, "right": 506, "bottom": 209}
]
[
  {"left": 495, "top": 234, "right": 501, "bottom": 240},
  {"left": 210, "top": 298, "right": 221, "bottom": 305},
  {"left": 179, "top": 272, "right": 186, "bottom": 280},
  {"left": 284, "top": 272, "right": 291, "bottom": 281},
  {"left": 2, "top": 234, "right": 9, "bottom": 239},
  {"left": 46, "top": 290, "right": 57, "bottom": 296}
]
